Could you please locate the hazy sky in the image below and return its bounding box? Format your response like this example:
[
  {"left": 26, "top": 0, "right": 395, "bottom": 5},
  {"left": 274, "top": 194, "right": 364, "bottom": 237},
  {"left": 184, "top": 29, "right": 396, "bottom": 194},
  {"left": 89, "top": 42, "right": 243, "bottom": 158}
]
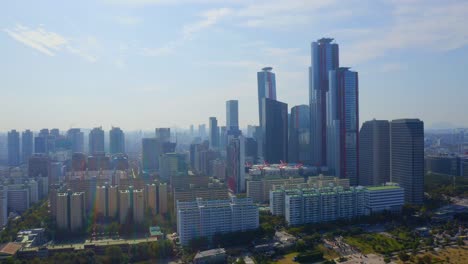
[{"left": 1, "top": 0, "right": 467, "bottom": 131}]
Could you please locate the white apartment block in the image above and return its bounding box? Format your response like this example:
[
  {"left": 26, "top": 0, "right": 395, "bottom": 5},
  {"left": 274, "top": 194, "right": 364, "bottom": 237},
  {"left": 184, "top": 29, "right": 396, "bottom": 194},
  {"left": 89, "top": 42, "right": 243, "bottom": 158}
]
[{"left": 177, "top": 197, "right": 259, "bottom": 246}]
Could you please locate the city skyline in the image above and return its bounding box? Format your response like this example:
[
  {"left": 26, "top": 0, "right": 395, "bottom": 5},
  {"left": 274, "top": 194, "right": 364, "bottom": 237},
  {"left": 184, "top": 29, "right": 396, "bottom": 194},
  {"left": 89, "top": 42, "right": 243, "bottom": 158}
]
[{"left": 1, "top": 0, "right": 468, "bottom": 131}]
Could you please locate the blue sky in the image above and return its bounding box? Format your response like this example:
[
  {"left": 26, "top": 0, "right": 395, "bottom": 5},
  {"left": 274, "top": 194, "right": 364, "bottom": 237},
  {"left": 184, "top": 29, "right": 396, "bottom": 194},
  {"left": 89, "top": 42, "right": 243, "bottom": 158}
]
[{"left": 1, "top": 0, "right": 467, "bottom": 131}]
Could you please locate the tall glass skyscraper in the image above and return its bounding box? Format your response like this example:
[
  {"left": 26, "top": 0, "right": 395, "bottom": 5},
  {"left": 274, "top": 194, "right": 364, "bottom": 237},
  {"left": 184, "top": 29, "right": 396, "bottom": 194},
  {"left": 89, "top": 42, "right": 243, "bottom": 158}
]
[
  {"left": 226, "top": 100, "right": 240, "bottom": 136},
  {"left": 209, "top": 117, "right": 219, "bottom": 149},
  {"left": 390, "top": 119, "right": 424, "bottom": 205},
  {"left": 257, "top": 67, "right": 277, "bottom": 126},
  {"left": 327, "top": 67, "right": 359, "bottom": 185},
  {"left": 7, "top": 130, "right": 20, "bottom": 166},
  {"left": 289, "top": 105, "right": 310, "bottom": 164},
  {"left": 262, "top": 98, "right": 288, "bottom": 164},
  {"left": 89, "top": 127, "right": 105, "bottom": 155},
  {"left": 22, "top": 129, "right": 33, "bottom": 164},
  {"left": 309, "top": 38, "right": 339, "bottom": 167},
  {"left": 109, "top": 127, "right": 125, "bottom": 154}
]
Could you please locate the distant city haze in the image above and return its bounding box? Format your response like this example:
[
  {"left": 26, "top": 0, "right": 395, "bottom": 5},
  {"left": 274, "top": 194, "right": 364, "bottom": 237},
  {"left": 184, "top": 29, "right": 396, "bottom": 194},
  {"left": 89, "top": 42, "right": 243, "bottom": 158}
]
[{"left": 1, "top": 0, "right": 467, "bottom": 130}]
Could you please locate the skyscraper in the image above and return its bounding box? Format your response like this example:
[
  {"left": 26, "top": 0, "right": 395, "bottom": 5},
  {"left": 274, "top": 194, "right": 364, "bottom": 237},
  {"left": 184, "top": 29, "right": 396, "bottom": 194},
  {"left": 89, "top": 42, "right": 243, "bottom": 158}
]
[
  {"left": 109, "top": 127, "right": 125, "bottom": 154},
  {"left": 209, "top": 117, "right": 219, "bottom": 149},
  {"left": 89, "top": 127, "right": 105, "bottom": 155},
  {"left": 226, "top": 135, "right": 245, "bottom": 193},
  {"left": 289, "top": 105, "right": 311, "bottom": 164},
  {"left": 390, "top": 119, "right": 424, "bottom": 205},
  {"left": 34, "top": 136, "right": 47, "bottom": 154},
  {"left": 257, "top": 67, "right": 277, "bottom": 126},
  {"left": 226, "top": 100, "right": 240, "bottom": 136},
  {"left": 155, "top": 128, "right": 171, "bottom": 143},
  {"left": 67, "top": 128, "right": 84, "bottom": 153},
  {"left": 309, "top": 38, "right": 339, "bottom": 166},
  {"left": 359, "top": 120, "right": 390, "bottom": 186},
  {"left": 7, "top": 130, "right": 20, "bottom": 166},
  {"left": 262, "top": 98, "right": 288, "bottom": 164},
  {"left": 327, "top": 67, "right": 359, "bottom": 185},
  {"left": 22, "top": 130, "right": 33, "bottom": 164},
  {"left": 142, "top": 138, "right": 158, "bottom": 172},
  {"left": 198, "top": 124, "right": 206, "bottom": 139}
]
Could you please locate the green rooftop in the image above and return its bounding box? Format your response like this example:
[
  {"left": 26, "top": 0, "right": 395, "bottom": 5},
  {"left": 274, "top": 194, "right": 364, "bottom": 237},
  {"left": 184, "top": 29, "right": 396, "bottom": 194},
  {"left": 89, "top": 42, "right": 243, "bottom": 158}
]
[{"left": 366, "top": 185, "right": 401, "bottom": 191}]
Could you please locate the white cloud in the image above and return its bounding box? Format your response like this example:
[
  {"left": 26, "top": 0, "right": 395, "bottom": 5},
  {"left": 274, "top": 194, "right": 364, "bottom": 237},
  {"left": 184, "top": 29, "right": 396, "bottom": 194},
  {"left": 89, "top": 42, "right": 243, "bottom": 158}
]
[
  {"left": 182, "top": 8, "right": 232, "bottom": 40},
  {"left": 3, "top": 24, "right": 97, "bottom": 62}
]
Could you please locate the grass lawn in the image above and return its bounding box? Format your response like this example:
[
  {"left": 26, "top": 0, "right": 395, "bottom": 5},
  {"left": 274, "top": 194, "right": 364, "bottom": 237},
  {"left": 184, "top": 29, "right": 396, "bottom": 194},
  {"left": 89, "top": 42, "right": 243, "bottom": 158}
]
[
  {"left": 274, "top": 252, "right": 299, "bottom": 264},
  {"left": 344, "top": 233, "right": 403, "bottom": 255},
  {"left": 407, "top": 246, "right": 468, "bottom": 264},
  {"left": 317, "top": 244, "right": 340, "bottom": 260}
]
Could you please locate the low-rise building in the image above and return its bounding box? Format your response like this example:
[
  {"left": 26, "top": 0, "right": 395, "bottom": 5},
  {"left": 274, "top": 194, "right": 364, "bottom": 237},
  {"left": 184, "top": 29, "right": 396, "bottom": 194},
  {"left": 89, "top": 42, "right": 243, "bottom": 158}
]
[{"left": 193, "top": 248, "right": 227, "bottom": 264}]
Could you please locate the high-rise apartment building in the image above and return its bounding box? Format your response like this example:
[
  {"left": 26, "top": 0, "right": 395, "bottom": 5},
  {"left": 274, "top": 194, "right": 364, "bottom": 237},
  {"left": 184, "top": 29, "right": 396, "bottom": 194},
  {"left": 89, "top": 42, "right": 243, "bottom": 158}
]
[
  {"left": 327, "top": 67, "right": 359, "bottom": 185},
  {"left": 34, "top": 136, "right": 47, "bottom": 154},
  {"left": 257, "top": 67, "right": 277, "bottom": 126},
  {"left": 359, "top": 120, "right": 390, "bottom": 186},
  {"left": 289, "top": 105, "right": 311, "bottom": 164},
  {"left": 309, "top": 38, "right": 339, "bottom": 167},
  {"left": 209, "top": 117, "right": 219, "bottom": 149},
  {"left": 22, "top": 130, "right": 33, "bottom": 164},
  {"left": 89, "top": 127, "right": 105, "bottom": 155},
  {"left": 109, "top": 127, "right": 125, "bottom": 154},
  {"left": 55, "top": 191, "right": 86, "bottom": 231},
  {"left": 145, "top": 183, "right": 158, "bottom": 215},
  {"left": 262, "top": 98, "right": 288, "bottom": 164},
  {"left": 0, "top": 186, "right": 8, "bottom": 227},
  {"left": 7, "top": 130, "right": 20, "bottom": 166},
  {"left": 390, "top": 119, "right": 424, "bottom": 205},
  {"left": 119, "top": 190, "right": 131, "bottom": 224}
]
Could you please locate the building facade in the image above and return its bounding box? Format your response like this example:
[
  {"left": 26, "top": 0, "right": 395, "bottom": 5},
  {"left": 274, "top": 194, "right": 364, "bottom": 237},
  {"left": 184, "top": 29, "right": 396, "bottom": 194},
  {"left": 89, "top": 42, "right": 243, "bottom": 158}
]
[
  {"left": 327, "top": 67, "right": 359, "bottom": 185},
  {"left": 262, "top": 98, "right": 288, "bottom": 164}
]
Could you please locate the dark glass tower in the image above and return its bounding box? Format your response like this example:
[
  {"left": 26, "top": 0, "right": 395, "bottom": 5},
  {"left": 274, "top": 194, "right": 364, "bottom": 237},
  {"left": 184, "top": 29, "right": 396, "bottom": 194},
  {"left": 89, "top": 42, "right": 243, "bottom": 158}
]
[{"left": 262, "top": 98, "right": 288, "bottom": 164}]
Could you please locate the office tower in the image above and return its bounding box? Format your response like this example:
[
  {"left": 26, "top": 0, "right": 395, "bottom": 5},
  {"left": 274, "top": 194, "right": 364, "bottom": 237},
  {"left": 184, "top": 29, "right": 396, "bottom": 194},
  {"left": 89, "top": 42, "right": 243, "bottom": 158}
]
[
  {"left": 155, "top": 128, "right": 171, "bottom": 143},
  {"left": 34, "top": 136, "right": 47, "bottom": 154},
  {"left": 252, "top": 126, "right": 263, "bottom": 159},
  {"left": 67, "top": 128, "right": 84, "bottom": 153},
  {"left": 359, "top": 120, "right": 390, "bottom": 186},
  {"left": 244, "top": 137, "right": 258, "bottom": 164},
  {"left": 7, "top": 185, "right": 30, "bottom": 214},
  {"left": 145, "top": 183, "right": 158, "bottom": 215},
  {"left": 142, "top": 138, "right": 158, "bottom": 172},
  {"left": 158, "top": 183, "right": 168, "bottom": 214},
  {"left": 7, "top": 130, "right": 20, "bottom": 166},
  {"left": 198, "top": 124, "right": 207, "bottom": 139},
  {"left": 109, "top": 127, "right": 125, "bottom": 154},
  {"left": 177, "top": 197, "right": 259, "bottom": 246},
  {"left": 209, "top": 117, "right": 219, "bottom": 149},
  {"left": 70, "top": 192, "right": 85, "bottom": 231},
  {"left": 226, "top": 136, "right": 246, "bottom": 193},
  {"left": 132, "top": 189, "right": 145, "bottom": 224},
  {"left": 0, "top": 186, "right": 7, "bottom": 227},
  {"left": 159, "top": 153, "right": 188, "bottom": 181},
  {"left": 390, "top": 119, "right": 424, "bottom": 205},
  {"left": 309, "top": 38, "right": 339, "bottom": 167},
  {"left": 289, "top": 105, "right": 311, "bottom": 164},
  {"left": 50, "top": 129, "right": 60, "bottom": 138},
  {"left": 119, "top": 190, "right": 131, "bottom": 223},
  {"left": 22, "top": 130, "right": 33, "bottom": 164},
  {"left": 262, "top": 98, "right": 288, "bottom": 164},
  {"left": 219, "top": 126, "right": 227, "bottom": 150},
  {"left": 326, "top": 67, "right": 359, "bottom": 185},
  {"left": 89, "top": 127, "right": 105, "bottom": 155},
  {"left": 257, "top": 67, "right": 277, "bottom": 126},
  {"left": 190, "top": 125, "right": 194, "bottom": 137},
  {"left": 226, "top": 100, "right": 240, "bottom": 136}
]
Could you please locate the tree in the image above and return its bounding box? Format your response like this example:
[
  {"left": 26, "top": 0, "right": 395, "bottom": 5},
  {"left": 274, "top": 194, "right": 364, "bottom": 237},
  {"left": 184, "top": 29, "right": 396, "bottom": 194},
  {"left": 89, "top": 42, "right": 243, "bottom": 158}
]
[
  {"left": 398, "top": 252, "right": 410, "bottom": 262},
  {"left": 105, "top": 246, "right": 124, "bottom": 264}
]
